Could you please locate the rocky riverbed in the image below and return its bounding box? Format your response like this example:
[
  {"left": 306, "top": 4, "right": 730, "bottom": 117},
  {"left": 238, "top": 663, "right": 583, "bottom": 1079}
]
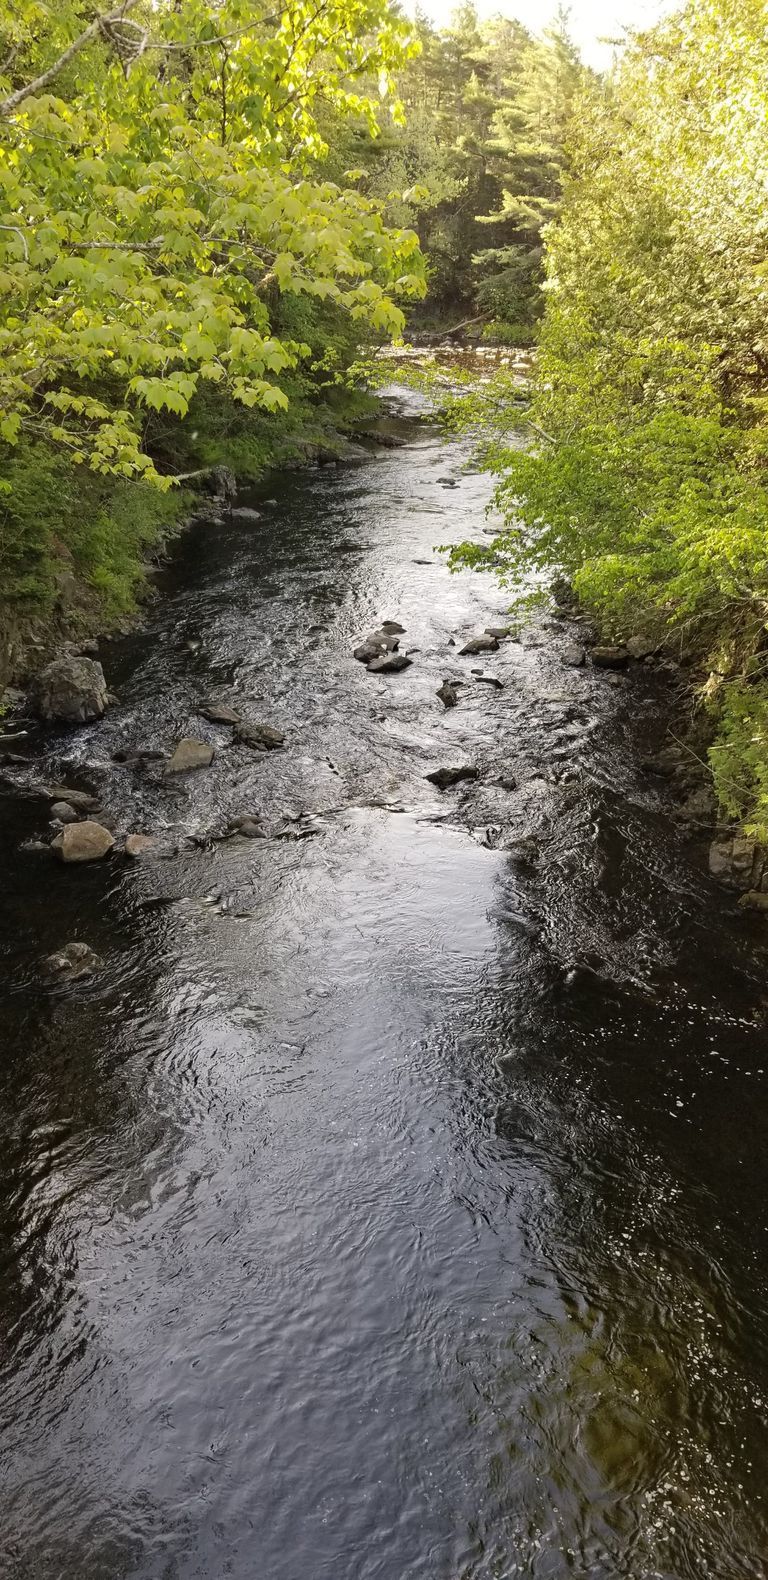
[{"left": 1, "top": 384, "right": 767, "bottom": 1580}]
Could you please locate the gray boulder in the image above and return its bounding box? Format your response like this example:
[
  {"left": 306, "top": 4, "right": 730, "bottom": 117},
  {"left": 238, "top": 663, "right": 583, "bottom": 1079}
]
[
  {"left": 164, "top": 738, "right": 215, "bottom": 773},
  {"left": 459, "top": 635, "right": 499, "bottom": 656},
  {"left": 625, "top": 634, "right": 657, "bottom": 660},
  {"left": 353, "top": 632, "right": 398, "bottom": 663},
  {"left": 561, "top": 644, "right": 586, "bottom": 668},
  {"left": 50, "top": 800, "right": 80, "bottom": 823},
  {"left": 33, "top": 656, "right": 109, "bottom": 725},
  {"left": 367, "top": 652, "right": 412, "bottom": 674},
  {"left": 199, "top": 701, "right": 242, "bottom": 725},
  {"left": 709, "top": 835, "right": 767, "bottom": 891},
  {"left": 51, "top": 820, "right": 115, "bottom": 862},
  {"left": 437, "top": 680, "right": 460, "bottom": 708}
]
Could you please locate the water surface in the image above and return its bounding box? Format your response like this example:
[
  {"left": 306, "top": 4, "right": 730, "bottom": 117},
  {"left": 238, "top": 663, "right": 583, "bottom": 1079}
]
[{"left": 1, "top": 393, "right": 767, "bottom": 1580}]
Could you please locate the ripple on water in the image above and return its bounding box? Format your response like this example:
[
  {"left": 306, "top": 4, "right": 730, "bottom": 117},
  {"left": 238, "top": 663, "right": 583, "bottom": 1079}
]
[{"left": 0, "top": 395, "right": 767, "bottom": 1580}]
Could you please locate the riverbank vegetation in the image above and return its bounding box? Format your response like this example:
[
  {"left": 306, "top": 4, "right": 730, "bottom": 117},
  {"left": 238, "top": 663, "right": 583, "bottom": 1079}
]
[
  {"left": 0, "top": 0, "right": 425, "bottom": 652},
  {"left": 447, "top": 0, "right": 768, "bottom": 840}
]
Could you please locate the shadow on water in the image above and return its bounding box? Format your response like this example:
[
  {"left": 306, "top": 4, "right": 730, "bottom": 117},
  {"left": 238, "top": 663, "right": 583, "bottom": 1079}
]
[{"left": 0, "top": 391, "right": 767, "bottom": 1579}]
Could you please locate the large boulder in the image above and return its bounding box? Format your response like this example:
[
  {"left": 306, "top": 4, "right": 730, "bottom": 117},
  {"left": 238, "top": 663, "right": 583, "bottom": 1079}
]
[
  {"left": 709, "top": 835, "right": 767, "bottom": 891},
  {"left": 51, "top": 821, "right": 115, "bottom": 863},
  {"left": 33, "top": 656, "right": 109, "bottom": 725}
]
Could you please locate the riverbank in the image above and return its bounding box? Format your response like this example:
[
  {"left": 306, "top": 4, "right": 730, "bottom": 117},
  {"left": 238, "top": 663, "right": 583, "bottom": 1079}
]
[{"left": 0, "top": 379, "right": 383, "bottom": 698}]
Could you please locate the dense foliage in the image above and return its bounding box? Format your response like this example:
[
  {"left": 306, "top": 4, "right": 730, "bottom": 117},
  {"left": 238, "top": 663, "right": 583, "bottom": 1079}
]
[
  {"left": 0, "top": 0, "right": 426, "bottom": 642},
  {"left": 450, "top": 0, "right": 768, "bottom": 838}
]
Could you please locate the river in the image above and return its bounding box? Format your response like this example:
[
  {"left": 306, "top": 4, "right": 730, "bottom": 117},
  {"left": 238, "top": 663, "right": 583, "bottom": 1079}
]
[{"left": 1, "top": 385, "right": 767, "bottom": 1580}]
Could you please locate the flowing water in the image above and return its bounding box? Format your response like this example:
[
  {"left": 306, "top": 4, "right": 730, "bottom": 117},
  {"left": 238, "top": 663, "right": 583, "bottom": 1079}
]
[{"left": 1, "top": 387, "right": 768, "bottom": 1580}]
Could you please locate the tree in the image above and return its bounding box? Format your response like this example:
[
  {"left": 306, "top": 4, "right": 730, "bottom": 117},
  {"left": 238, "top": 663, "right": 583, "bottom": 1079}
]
[
  {"left": 0, "top": 0, "right": 426, "bottom": 485},
  {"left": 448, "top": 0, "right": 768, "bottom": 837},
  {"left": 474, "top": 7, "right": 585, "bottom": 331}
]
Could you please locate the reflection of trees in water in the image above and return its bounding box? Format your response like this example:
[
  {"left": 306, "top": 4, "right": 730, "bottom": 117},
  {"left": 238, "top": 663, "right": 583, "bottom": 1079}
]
[
  {"left": 0, "top": 827, "right": 180, "bottom": 1356},
  {"left": 460, "top": 868, "right": 768, "bottom": 1578}
]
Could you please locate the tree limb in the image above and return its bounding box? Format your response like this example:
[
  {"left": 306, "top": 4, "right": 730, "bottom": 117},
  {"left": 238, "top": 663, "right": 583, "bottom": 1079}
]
[{"left": 0, "top": 0, "right": 141, "bottom": 115}]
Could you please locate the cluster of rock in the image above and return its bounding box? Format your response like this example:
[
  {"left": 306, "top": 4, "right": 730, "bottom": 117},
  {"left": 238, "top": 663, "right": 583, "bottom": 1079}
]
[{"left": 353, "top": 621, "right": 411, "bottom": 674}]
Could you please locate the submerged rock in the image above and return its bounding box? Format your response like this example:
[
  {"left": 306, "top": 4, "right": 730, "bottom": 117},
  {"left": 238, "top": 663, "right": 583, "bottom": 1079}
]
[
  {"left": 124, "top": 834, "right": 156, "bottom": 858},
  {"left": 591, "top": 646, "right": 629, "bottom": 669},
  {"left": 227, "top": 815, "right": 266, "bottom": 839},
  {"left": 426, "top": 765, "right": 479, "bottom": 790},
  {"left": 51, "top": 820, "right": 115, "bottom": 862},
  {"left": 459, "top": 634, "right": 499, "bottom": 656},
  {"left": 381, "top": 620, "right": 406, "bottom": 634},
  {"left": 367, "top": 652, "right": 412, "bottom": 674},
  {"left": 43, "top": 941, "right": 101, "bottom": 979},
  {"left": 164, "top": 738, "right": 215, "bottom": 773},
  {"left": 235, "top": 721, "right": 285, "bottom": 750},
  {"left": 230, "top": 506, "right": 261, "bottom": 522},
  {"left": 33, "top": 656, "right": 109, "bottom": 726}
]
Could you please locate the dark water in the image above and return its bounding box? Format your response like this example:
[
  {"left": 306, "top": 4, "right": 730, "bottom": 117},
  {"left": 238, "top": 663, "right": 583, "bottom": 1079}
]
[{"left": 1, "top": 390, "right": 768, "bottom": 1580}]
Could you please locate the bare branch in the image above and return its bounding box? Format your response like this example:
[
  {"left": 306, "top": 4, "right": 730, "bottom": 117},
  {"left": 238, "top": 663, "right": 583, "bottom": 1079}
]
[{"left": 0, "top": 0, "right": 141, "bottom": 115}]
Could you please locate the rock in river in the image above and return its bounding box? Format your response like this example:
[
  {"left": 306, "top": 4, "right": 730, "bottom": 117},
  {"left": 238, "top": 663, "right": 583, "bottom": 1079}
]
[
  {"left": 50, "top": 800, "right": 80, "bottom": 823},
  {"left": 381, "top": 620, "right": 406, "bottom": 635},
  {"left": 33, "top": 655, "right": 109, "bottom": 725},
  {"left": 164, "top": 738, "right": 215, "bottom": 773},
  {"left": 437, "top": 680, "right": 460, "bottom": 708},
  {"left": 124, "top": 834, "right": 156, "bottom": 858},
  {"left": 46, "top": 785, "right": 100, "bottom": 812},
  {"left": 43, "top": 941, "right": 102, "bottom": 978},
  {"left": 561, "top": 644, "right": 586, "bottom": 668},
  {"left": 199, "top": 701, "right": 242, "bottom": 725},
  {"left": 709, "top": 835, "right": 767, "bottom": 891},
  {"left": 459, "top": 635, "right": 499, "bottom": 656},
  {"left": 426, "top": 765, "right": 479, "bottom": 790},
  {"left": 591, "top": 646, "right": 629, "bottom": 670},
  {"left": 235, "top": 722, "right": 285, "bottom": 750},
  {"left": 353, "top": 632, "right": 399, "bottom": 663},
  {"left": 51, "top": 820, "right": 115, "bottom": 862},
  {"left": 367, "top": 652, "right": 412, "bottom": 674}
]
